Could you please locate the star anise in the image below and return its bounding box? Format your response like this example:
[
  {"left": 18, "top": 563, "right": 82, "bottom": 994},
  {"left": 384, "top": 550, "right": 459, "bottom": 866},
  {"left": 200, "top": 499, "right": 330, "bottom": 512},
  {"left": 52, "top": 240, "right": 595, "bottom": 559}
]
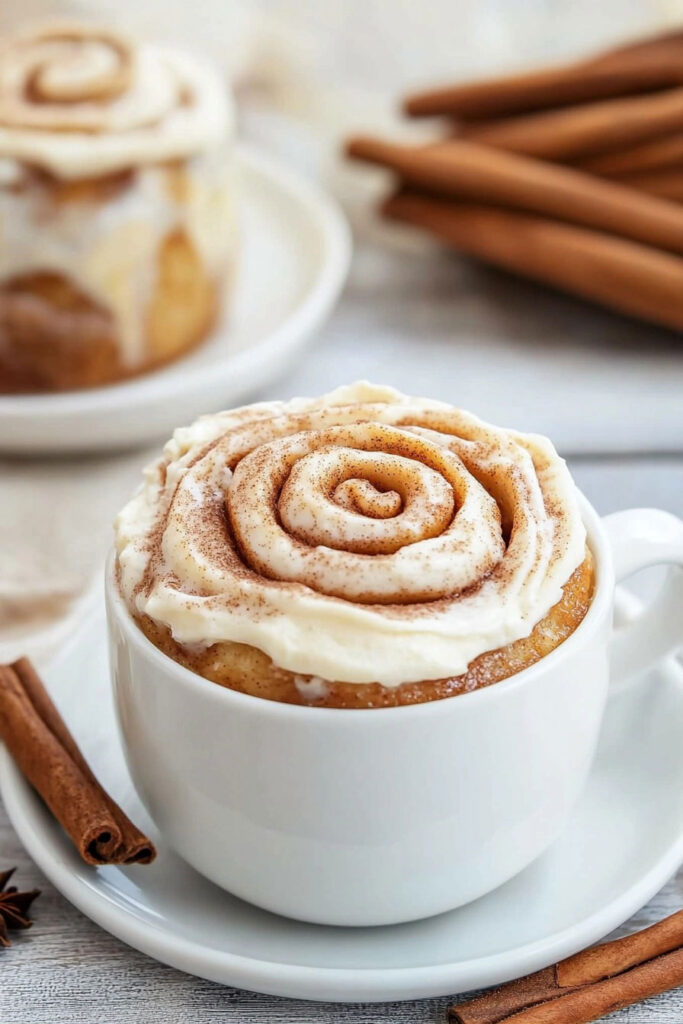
[{"left": 0, "top": 867, "right": 41, "bottom": 947}]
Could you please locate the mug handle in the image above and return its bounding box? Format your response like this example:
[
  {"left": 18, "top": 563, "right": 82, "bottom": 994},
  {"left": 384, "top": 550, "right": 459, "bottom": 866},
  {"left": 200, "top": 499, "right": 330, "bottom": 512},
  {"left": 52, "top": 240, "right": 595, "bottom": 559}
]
[{"left": 603, "top": 508, "right": 683, "bottom": 685}]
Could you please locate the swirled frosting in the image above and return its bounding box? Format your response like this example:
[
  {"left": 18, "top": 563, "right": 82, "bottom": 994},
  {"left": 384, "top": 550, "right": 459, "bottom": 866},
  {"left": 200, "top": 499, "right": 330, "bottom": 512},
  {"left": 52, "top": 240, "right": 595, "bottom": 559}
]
[
  {"left": 115, "top": 383, "right": 587, "bottom": 687},
  {"left": 0, "top": 23, "right": 232, "bottom": 178}
]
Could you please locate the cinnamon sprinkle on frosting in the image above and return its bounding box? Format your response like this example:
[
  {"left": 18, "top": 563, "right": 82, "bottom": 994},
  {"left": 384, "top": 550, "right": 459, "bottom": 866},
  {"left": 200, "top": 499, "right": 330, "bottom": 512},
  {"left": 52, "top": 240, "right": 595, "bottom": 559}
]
[{"left": 115, "top": 382, "right": 586, "bottom": 687}]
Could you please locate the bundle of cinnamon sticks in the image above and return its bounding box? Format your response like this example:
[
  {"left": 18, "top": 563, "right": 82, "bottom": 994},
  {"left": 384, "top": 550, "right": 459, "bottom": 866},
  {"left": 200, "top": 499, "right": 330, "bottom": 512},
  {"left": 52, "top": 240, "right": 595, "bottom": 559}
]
[{"left": 347, "top": 29, "right": 683, "bottom": 330}]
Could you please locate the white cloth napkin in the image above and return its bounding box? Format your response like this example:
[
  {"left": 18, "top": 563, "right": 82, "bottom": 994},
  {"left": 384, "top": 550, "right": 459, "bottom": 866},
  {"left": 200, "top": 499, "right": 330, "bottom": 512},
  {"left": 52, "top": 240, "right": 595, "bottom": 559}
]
[{"left": 0, "top": 450, "right": 152, "bottom": 664}]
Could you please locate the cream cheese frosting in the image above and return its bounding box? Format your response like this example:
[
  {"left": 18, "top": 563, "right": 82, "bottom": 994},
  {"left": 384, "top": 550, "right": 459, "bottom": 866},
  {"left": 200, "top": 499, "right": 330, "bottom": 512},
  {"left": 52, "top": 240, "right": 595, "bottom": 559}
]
[
  {"left": 0, "top": 24, "right": 233, "bottom": 179},
  {"left": 0, "top": 23, "right": 236, "bottom": 367},
  {"left": 115, "top": 383, "right": 587, "bottom": 687}
]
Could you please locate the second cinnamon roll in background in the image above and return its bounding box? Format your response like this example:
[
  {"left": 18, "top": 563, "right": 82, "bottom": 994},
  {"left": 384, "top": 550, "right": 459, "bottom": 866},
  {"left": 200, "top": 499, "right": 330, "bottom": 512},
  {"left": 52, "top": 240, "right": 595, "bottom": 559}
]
[{"left": 0, "top": 22, "right": 237, "bottom": 392}]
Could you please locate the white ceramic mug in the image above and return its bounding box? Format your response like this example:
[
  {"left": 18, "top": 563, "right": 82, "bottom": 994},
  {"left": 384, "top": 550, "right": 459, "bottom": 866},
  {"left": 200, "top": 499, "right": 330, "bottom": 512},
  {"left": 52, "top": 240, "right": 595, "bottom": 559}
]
[{"left": 106, "top": 498, "right": 683, "bottom": 927}]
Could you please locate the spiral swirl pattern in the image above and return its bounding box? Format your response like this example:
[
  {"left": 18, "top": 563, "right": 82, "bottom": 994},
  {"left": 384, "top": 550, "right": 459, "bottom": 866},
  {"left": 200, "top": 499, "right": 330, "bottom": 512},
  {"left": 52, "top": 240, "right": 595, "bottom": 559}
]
[
  {"left": 116, "top": 383, "right": 587, "bottom": 687},
  {"left": 0, "top": 23, "right": 230, "bottom": 178}
]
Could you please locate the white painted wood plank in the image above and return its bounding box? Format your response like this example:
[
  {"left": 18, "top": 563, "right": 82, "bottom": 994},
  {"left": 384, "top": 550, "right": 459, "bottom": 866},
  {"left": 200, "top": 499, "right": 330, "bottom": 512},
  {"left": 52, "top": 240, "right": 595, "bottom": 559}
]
[{"left": 248, "top": 231, "right": 683, "bottom": 457}]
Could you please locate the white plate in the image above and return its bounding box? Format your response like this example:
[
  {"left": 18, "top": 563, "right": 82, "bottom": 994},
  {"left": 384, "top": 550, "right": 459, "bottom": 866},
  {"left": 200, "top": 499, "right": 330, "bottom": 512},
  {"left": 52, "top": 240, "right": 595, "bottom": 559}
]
[
  {"left": 0, "top": 146, "right": 350, "bottom": 454},
  {"left": 1, "top": 594, "right": 682, "bottom": 1003}
]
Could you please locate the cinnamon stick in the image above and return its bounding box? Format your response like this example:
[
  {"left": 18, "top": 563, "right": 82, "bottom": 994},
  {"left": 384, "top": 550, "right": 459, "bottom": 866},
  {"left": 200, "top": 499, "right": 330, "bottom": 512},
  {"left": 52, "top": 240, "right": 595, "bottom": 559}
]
[
  {"left": 347, "top": 135, "right": 683, "bottom": 255},
  {"left": 12, "top": 657, "right": 155, "bottom": 863},
  {"left": 460, "top": 85, "right": 683, "bottom": 161},
  {"left": 0, "top": 664, "right": 120, "bottom": 863},
  {"left": 558, "top": 910, "right": 683, "bottom": 986},
  {"left": 580, "top": 132, "right": 683, "bottom": 177},
  {"left": 606, "top": 168, "right": 683, "bottom": 203},
  {"left": 382, "top": 189, "right": 683, "bottom": 331},
  {"left": 0, "top": 659, "right": 155, "bottom": 865},
  {"left": 404, "top": 30, "right": 683, "bottom": 119},
  {"left": 449, "top": 911, "right": 683, "bottom": 1024}
]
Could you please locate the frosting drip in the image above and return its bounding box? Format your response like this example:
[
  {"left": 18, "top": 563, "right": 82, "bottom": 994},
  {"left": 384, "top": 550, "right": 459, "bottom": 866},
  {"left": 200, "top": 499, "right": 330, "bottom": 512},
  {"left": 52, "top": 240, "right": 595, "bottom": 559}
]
[
  {"left": 0, "top": 147, "right": 237, "bottom": 365},
  {"left": 0, "top": 23, "right": 232, "bottom": 178},
  {"left": 115, "top": 383, "right": 587, "bottom": 687}
]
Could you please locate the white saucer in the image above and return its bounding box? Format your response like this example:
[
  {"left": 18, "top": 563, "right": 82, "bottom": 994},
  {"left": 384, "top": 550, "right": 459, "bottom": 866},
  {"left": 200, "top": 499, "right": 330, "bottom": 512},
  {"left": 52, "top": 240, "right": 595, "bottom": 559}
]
[
  {"left": 0, "top": 146, "right": 350, "bottom": 454},
  {"left": 1, "top": 594, "right": 682, "bottom": 1003}
]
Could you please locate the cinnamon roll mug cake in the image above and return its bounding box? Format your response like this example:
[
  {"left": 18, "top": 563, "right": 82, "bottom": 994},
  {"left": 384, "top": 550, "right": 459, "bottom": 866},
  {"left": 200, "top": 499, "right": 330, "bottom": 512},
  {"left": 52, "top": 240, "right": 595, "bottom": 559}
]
[
  {"left": 0, "top": 23, "right": 236, "bottom": 392},
  {"left": 115, "top": 383, "right": 593, "bottom": 707},
  {"left": 107, "top": 383, "right": 683, "bottom": 924}
]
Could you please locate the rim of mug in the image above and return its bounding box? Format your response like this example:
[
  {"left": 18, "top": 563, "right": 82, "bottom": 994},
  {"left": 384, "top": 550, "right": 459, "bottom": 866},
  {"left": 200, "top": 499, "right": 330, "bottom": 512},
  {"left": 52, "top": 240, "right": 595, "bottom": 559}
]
[{"left": 105, "top": 491, "right": 613, "bottom": 722}]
